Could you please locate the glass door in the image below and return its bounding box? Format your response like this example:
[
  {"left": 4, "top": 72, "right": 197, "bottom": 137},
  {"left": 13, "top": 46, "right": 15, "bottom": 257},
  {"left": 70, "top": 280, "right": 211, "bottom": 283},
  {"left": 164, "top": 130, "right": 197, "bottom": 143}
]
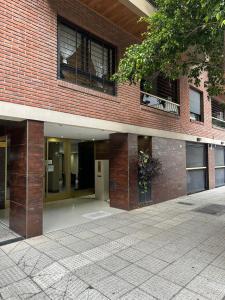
[{"left": 45, "top": 138, "right": 71, "bottom": 201}]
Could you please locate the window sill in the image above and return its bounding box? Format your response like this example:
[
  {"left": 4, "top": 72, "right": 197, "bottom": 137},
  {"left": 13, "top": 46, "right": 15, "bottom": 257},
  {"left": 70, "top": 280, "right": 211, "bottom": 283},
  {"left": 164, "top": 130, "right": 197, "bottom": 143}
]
[
  {"left": 57, "top": 80, "right": 120, "bottom": 103},
  {"left": 190, "top": 119, "right": 204, "bottom": 125},
  {"left": 140, "top": 104, "right": 180, "bottom": 119}
]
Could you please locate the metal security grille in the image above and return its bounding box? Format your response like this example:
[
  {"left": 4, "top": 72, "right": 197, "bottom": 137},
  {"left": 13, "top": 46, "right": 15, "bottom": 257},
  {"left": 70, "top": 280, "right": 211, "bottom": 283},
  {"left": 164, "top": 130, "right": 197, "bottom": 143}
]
[
  {"left": 215, "top": 146, "right": 225, "bottom": 187},
  {"left": 186, "top": 142, "right": 208, "bottom": 194},
  {"left": 58, "top": 18, "right": 116, "bottom": 95}
]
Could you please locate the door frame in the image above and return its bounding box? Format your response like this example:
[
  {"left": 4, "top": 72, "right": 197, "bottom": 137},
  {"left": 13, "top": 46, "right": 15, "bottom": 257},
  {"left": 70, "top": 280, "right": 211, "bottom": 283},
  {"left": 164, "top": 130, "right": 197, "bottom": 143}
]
[{"left": 0, "top": 136, "right": 7, "bottom": 209}]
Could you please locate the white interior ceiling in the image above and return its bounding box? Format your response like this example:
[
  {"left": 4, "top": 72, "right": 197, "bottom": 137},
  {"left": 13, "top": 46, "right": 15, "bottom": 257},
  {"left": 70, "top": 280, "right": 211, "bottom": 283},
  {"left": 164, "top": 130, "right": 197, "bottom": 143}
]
[{"left": 44, "top": 122, "right": 114, "bottom": 140}]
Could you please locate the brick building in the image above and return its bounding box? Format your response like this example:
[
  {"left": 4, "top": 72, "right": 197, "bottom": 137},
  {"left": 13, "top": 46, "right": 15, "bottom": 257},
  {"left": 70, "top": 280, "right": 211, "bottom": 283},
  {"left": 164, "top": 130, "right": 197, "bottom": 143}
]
[{"left": 0, "top": 0, "right": 225, "bottom": 238}]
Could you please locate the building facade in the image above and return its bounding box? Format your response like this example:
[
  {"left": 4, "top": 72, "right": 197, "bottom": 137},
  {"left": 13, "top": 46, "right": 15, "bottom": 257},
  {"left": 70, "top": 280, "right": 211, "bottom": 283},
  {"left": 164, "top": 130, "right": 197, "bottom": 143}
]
[{"left": 1, "top": 0, "right": 225, "bottom": 238}]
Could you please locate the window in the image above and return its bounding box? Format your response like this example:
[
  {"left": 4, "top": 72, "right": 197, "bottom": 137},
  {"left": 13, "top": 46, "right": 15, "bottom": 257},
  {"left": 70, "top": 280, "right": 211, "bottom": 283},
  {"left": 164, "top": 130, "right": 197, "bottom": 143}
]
[
  {"left": 190, "top": 88, "right": 203, "bottom": 121},
  {"left": 186, "top": 142, "right": 208, "bottom": 194},
  {"left": 215, "top": 146, "right": 225, "bottom": 187},
  {"left": 140, "top": 74, "right": 179, "bottom": 114},
  {"left": 58, "top": 18, "right": 116, "bottom": 95}
]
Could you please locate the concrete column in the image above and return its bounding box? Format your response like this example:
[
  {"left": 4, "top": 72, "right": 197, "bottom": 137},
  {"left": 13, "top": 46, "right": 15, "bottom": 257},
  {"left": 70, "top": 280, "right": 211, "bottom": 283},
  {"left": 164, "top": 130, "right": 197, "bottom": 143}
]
[
  {"left": 109, "top": 133, "right": 138, "bottom": 210},
  {"left": 9, "top": 120, "right": 44, "bottom": 238}
]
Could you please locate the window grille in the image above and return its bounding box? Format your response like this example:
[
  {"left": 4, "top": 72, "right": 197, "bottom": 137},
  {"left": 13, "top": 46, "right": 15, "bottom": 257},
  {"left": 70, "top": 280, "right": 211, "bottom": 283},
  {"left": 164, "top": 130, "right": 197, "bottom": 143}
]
[{"left": 58, "top": 19, "right": 116, "bottom": 95}]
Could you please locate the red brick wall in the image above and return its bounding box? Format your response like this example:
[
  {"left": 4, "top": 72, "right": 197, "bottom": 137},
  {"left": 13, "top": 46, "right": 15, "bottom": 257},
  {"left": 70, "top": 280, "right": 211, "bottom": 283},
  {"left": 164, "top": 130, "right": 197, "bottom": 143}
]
[{"left": 1, "top": 0, "right": 225, "bottom": 141}]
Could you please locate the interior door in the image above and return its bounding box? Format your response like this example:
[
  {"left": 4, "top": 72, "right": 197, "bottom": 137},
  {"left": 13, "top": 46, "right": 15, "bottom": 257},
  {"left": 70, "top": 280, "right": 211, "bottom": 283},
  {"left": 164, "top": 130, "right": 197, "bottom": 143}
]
[
  {"left": 0, "top": 138, "right": 6, "bottom": 209},
  {"left": 78, "top": 142, "right": 94, "bottom": 190}
]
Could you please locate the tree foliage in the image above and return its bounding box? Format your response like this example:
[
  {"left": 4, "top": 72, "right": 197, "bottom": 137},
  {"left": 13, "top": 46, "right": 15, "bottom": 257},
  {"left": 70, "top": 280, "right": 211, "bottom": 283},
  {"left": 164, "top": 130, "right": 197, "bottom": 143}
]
[{"left": 113, "top": 0, "right": 225, "bottom": 96}]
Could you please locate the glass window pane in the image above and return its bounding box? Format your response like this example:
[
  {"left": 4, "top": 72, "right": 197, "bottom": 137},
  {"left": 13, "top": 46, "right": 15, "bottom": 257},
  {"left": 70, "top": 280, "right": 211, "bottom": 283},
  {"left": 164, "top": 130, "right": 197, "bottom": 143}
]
[
  {"left": 186, "top": 143, "right": 206, "bottom": 168},
  {"left": 187, "top": 169, "right": 206, "bottom": 194},
  {"left": 190, "top": 89, "right": 201, "bottom": 115},
  {"left": 215, "top": 147, "right": 225, "bottom": 166},
  {"left": 215, "top": 168, "right": 225, "bottom": 187}
]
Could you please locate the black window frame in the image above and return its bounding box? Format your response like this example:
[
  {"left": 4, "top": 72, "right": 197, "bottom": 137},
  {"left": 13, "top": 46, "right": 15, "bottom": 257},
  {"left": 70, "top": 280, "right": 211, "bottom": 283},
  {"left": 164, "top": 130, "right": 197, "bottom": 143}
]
[
  {"left": 57, "top": 16, "right": 117, "bottom": 96},
  {"left": 189, "top": 87, "right": 204, "bottom": 122}
]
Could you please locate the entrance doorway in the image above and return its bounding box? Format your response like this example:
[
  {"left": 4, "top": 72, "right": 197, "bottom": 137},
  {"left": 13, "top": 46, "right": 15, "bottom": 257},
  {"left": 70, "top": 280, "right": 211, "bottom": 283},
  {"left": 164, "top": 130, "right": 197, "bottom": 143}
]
[
  {"left": 0, "top": 136, "right": 22, "bottom": 244},
  {"left": 0, "top": 136, "right": 7, "bottom": 210},
  {"left": 45, "top": 138, "right": 95, "bottom": 201}
]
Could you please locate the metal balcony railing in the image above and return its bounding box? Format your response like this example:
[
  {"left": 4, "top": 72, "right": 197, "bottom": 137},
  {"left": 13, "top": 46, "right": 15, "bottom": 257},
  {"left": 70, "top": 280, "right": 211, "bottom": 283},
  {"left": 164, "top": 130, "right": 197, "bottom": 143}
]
[
  {"left": 212, "top": 117, "right": 225, "bottom": 129},
  {"left": 212, "top": 99, "right": 225, "bottom": 129},
  {"left": 141, "top": 91, "right": 180, "bottom": 115}
]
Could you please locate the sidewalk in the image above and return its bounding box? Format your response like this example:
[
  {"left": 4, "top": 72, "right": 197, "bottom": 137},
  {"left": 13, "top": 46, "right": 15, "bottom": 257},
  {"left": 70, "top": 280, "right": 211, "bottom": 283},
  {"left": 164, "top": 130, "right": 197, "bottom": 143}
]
[{"left": 1, "top": 187, "right": 225, "bottom": 299}]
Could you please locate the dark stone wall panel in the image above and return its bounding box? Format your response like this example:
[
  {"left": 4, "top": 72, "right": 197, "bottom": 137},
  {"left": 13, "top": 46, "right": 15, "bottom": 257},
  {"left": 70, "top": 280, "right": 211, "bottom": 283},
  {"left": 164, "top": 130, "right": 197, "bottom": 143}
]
[{"left": 151, "top": 137, "right": 187, "bottom": 203}]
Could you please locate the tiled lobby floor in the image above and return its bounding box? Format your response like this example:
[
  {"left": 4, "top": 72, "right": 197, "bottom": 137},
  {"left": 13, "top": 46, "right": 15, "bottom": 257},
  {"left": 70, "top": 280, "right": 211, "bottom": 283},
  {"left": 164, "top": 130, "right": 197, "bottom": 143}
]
[
  {"left": 1, "top": 187, "right": 225, "bottom": 299},
  {"left": 44, "top": 195, "right": 122, "bottom": 232}
]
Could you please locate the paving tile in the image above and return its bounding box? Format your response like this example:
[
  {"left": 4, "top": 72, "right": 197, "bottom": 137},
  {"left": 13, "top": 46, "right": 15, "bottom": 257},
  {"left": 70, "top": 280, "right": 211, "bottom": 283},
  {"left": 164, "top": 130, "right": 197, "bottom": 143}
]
[
  {"left": 97, "top": 255, "right": 130, "bottom": 273},
  {"left": 159, "top": 258, "right": 207, "bottom": 286},
  {"left": 44, "top": 230, "right": 70, "bottom": 240},
  {"left": 135, "top": 255, "right": 169, "bottom": 274},
  {"left": 26, "top": 236, "right": 51, "bottom": 246},
  {"left": 151, "top": 247, "right": 185, "bottom": 263},
  {"left": 116, "top": 264, "right": 153, "bottom": 286},
  {"left": 82, "top": 247, "right": 111, "bottom": 262},
  {"left": 45, "top": 273, "right": 88, "bottom": 299},
  {"left": 101, "top": 230, "right": 126, "bottom": 240},
  {"left": 76, "top": 288, "right": 108, "bottom": 300},
  {"left": 0, "top": 255, "right": 16, "bottom": 271},
  {"left": 115, "top": 235, "right": 142, "bottom": 246},
  {"left": 66, "top": 240, "right": 94, "bottom": 252},
  {"left": 1, "top": 241, "right": 29, "bottom": 254},
  {"left": 120, "top": 288, "right": 156, "bottom": 300},
  {"left": 0, "top": 278, "right": 41, "bottom": 299},
  {"left": 140, "top": 275, "right": 182, "bottom": 300},
  {"left": 74, "top": 263, "right": 110, "bottom": 284},
  {"left": 15, "top": 252, "right": 53, "bottom": 276},
  {"left": 28, "top": 292, "right": 50, "bottom": 299},
  {"left": 33, "top": 240, "right": 60, "bottom": 252},
  {"left": 73, "top": 230, "right": 97, "bottom": 239},
  {"left": 187, "top": 275, "right": 225, "bottom": 300},
  {"left": 181, "top": 247, "right": 217, "bottom": 264},
  {"left": 116, "top": 247, "right": 147, "bottom": 263},
  {"left": 90, "top": 226, "right": 111, "bottom": 234},
  {"left": 88, "top": 235, "right": 111, "bottom": 246},
  {"left": 173, "top": 288, "right": 208, "bottom": 300},
  {"left": 59, "top": 254, "right": 92, "bottom": 271},
  {"left": 200, "top": 265, "right": 225, "bottom": 285},
  {"left": 212, "top": 251, "right": 225, "bottom": 270},
  {"left": 32, "top": 262, "right": 69, "bottom": 290},
  {"left": 132, "top": 240, "right": 161, "bottom": 254},
  {"left": 8, "top": 246, "right": 40, "bottom": 264},
  {"left": 100, "top": 241, "right": 127, "bottom": 254},
  {"left": 93, "top": 275, "right": 134, "bottom": 299},
  {"left": 0, "top": 265, "right": 27, "bottom": 288},
  {"left": 56, "top": 235, "right": 81, "bottom": 246},
  {"left": 44, "top": 246, "right": 74, "bottom": 260}
]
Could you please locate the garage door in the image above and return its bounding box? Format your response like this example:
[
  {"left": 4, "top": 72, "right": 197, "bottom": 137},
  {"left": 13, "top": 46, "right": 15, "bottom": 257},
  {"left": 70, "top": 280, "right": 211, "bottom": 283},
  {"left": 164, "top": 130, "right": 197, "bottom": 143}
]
[{"left": 186, "top": 142, "right": 208, "bottom": 194}]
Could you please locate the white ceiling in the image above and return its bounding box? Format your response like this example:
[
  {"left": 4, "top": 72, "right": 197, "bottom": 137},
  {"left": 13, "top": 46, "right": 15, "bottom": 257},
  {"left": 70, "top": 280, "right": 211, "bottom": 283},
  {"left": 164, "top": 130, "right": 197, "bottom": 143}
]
[{"left": 44, "top": 122, "right": 114, "bottom": 140}]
